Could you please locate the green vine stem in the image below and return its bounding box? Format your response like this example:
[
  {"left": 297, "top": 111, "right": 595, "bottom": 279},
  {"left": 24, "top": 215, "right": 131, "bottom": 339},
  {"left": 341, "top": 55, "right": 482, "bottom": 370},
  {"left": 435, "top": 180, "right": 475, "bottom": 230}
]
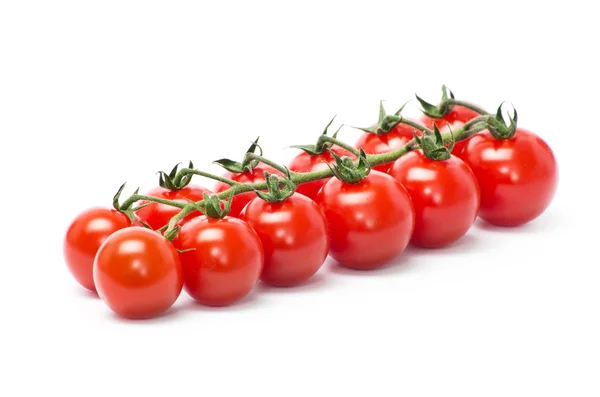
[
  {"left": 445, "top": 99, "right": 490, "bottom": 116},
  {"left": 243, "top": 153, "right": 293, "bottom": 175},
  {"left": 173, "top": 169, "right": 237, "bottom": 187},
  {"left": 398, "top": 118, "right": 434, "bottom": 135},
  {"left": 160, "top": 119, "right": 486, "bottom": 235},
  {"left": 120, "top": 194, "right": 187, "bottom": 211},
  {"left": 318, "top": 136, "right": 361, "bottom": 156}
]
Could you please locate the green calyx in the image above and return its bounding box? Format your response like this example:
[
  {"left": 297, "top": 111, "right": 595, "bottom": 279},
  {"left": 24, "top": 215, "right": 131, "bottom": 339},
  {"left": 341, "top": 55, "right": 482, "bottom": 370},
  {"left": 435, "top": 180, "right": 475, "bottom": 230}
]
[
  {"left": 185, "top": 192, "right": 233, "bottom": 220},
  {"left": 112, "top": 182, "right": 143, "bottom": 225},
  {"left": 291, "top": 115, "right": 342, "bottom": 155},
  {"left": 415, "top": 84, "right": 456, "bottom": 119},
  {"left": 214, "top": 137, "right": 263, "bottom": 173},
  {"left": 414, "top": 124, "right": 454, "bottom": 161},
  {"left": 327, "top": 148, "right": 371, "bottom": 184},
  {"left": 255, "top": 170, "right": 296, "bottom": 203},
  {"left": 355, "top": 100, "right": 408, "bottom": 135},
  {"left": 487, "top": 103, "right": 518, "bottom": 140},
  {"left": 158, "top": 161, "right": 194, "bottom": 191}
]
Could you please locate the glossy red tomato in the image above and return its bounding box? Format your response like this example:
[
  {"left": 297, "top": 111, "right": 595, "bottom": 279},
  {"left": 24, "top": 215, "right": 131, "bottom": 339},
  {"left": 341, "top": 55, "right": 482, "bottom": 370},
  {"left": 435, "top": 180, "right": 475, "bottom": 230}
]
[
  {"left": 389, "top": 151, "right": 480, "bottom": 248},
  {"left": 421, "top": 105, "right": 481, "bottom": 156},
  {"left": 460, "top": 129, "right": 558, "bottom": 226},
  {"left": 173, "top": 216, "right": 263, "bottom": 306},
  {"left": 354, "top": 123, "right": 414, "bottom": 173},
  {"left": 214, "top": 167, "right": 274, "bottom": 217},
  {"left": 64, "top": 208, "right": 137, "bottom": 292},
  {"left": 288, "top": 148, "right": 355, "bottom": 201},
  {"left": 93, "top": 227, "right": 183, "bottom": 319},
  {"left": 136, "top": 185, "right": 211, "bottom": 230},
  {"left": 240, "top": 193, "right": 329, "bottom": 286},
  {"left": 316, "top": 170, "right": 415, "bottom": 269}
]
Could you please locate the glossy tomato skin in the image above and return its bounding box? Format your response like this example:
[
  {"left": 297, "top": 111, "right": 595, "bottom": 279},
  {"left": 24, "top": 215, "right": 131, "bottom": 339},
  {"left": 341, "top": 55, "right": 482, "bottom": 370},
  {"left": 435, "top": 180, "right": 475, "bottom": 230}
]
[
  {"left": 355, "top": 124, "right": 414, "bottom": 173},
  {"left": 288, "top": 148, "right": 354, "bottom": 201},
  {"left": 316, "top": 171, "right": 415, "bottom": 269},
  {"left": 460, "top": 129, "right": 558, "bottom": 226},
  {"left": 389, "top": 151, "right": 480, "bottom": 248},
  {"left": 136, "top": 185, "right": 211, "bottom": 230},
  {"left": 214, "top": 167, "right": 276, "bottom": 217},
  {"left": 173, "top": 216, "right": 263, "bottom": 306},
  {"left": 64, "top": 208, "right": 136, "bottom": 292},
  {"left": 93, "top": 228, "right": 183, "bottom": 319},
  {"left": 421, "top": 105, "right": 481, "bottom": 156},
  {"left": 240, "top": 193, "right": 329, "bottom": 286}
]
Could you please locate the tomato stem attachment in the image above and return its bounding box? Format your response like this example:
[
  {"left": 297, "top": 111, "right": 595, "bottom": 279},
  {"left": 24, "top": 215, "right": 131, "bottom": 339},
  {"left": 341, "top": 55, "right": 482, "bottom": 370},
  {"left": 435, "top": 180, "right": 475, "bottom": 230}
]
[
  {"left": 173, "top": 168, "right": 237, "bottom": 186},
  {"left": 255, "top": 171, "right": 296, "bottom": 203},
  {"left": 317, "top": 136, "right": 360, "bottom": 157}
]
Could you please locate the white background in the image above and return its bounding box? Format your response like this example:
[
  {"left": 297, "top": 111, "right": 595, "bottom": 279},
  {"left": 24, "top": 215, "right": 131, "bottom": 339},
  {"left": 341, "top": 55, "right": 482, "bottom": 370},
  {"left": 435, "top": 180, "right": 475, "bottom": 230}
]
[{"left": 1, "top": 1, "right": 598, "bottom": 396}]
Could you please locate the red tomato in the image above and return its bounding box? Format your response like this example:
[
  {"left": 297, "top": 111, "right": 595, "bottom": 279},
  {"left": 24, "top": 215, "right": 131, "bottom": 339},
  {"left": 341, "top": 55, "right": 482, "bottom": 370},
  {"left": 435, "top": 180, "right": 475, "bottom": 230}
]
[
  {"left": 354, "top": 124, "right": 414, "bottom": 173},
  {"left": 389, "top": 151, "right": 480, "bottom": 248},
  {"left": 288, "top": 147, "right": 354, "bottom": 201},
  {"left": 136, "top": 185, "right": 211, "bottom": 230},
  {"left": 240, "top": 193, "right": 329, "bottom": 286},
  {"left": 214, "top": 167, "right": 272, "bottom": 217},
  {"left": 173, "top": 216, "right": 263, "bottom": 306},
  {"left": 316, "top": 170, "right": 415, "bottom": 269},
  {"left": 460, "top": 129, "right": 558, "bottom": 226},
  {"left": 421, "top": 105, "right": 481, "bottom": 156},
  {"left": 64, "top": 208, "right": 136, "bottom": 292},
  {"left": 93, "top": 227, "right": 183, "bottom": 319}
]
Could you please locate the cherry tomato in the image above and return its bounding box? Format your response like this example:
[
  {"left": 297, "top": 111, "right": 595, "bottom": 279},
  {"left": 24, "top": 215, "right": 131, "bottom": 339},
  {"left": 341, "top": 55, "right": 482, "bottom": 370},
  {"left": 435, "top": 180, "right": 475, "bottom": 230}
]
[
  {"left": 240, "top": 193, "right": 329, "bottom": 286},
  {"left": 136, "top": 185, "right": 211, "bottom": 230},
  {"left": 64, "top": 208, "right": 137, "bottom": 292},
  {"left": 354, "top": 123, "right": 414, "bottom": 173},
  {"left": 460, "top": 129, "right": 558, "bottom": 226},
  {"left": 421, "top": 105, "right": 481, "bottom": 156},
  {"left": 93, "top": 227, "right": 183, "bottom": 319},
  {"left": 288, "top": 148, "right": 355, "bottom": 201},
  {"left": 173, "top": 216, "right": 263, "bottom": 306},
  {"left": 389, "top": 151, "right": 480, "bottom": 248},
  {"left": 213, "top": 167, "right": 273, "bottom": 217},
  {"left": 316, "top": 170, "right": 415, "bottom": 269}
]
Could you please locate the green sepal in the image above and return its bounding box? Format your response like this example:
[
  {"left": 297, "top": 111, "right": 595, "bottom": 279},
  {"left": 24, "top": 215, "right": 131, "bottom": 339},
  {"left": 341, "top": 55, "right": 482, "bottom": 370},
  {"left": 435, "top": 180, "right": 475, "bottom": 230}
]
[
  {"left": 487, "top": 103, "right": 518, "bottom": 140},
  {"left": 112, "top": 182, "right": 140, "bottom": 224},
  {"left": 163, "top": 225, "right": 181, "bottom": 242},
  {"left": 415, "top": 84, "right": 456, "bottom": 119},
  {"left": 327, "top": 148, "right": 371, "bottom": 184},
  {"left": 354, "top": 101, "right": 408, "bottom": 135},
  {"left": 158, "top": 161, "right": 194, "bottom": 191},
  {"left": 215, "top": 137, "right": 263, "bottom": 173},
  {"left": 186, "top": 192, "right": 233, "bottom": 220},
  {"left": 112, "top": 182, "right": 127, "bottom": 211},
  {"left": 290, "top": 116, "right": 342, "bottom": 155},
  {"left": 255, "top": 170, "right": 296, "bottom": 203},
  {"left": 414, "top": 125, "right": 453, "bottom": 161}
]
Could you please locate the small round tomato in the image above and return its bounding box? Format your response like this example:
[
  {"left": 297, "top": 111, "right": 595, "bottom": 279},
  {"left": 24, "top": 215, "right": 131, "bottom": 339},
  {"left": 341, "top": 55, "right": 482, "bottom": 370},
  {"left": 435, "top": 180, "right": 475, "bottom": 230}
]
[
  {"left": 460, "top": 129, "right": 558, "bottom": 226},
  {"left": 64, "top": 208, "right": 136, "bottom": 292},
  {"left": 354, "top": 124, "right": 414, "bottom": 173},
  {"left": 173, "top": 216, "right": 263, "bottom": 306},
  {"left": 288, "top": 148, "right": 354, "bottom": 201},
  {"left": 389, "top": 151, "right": 480, "bottom": 248},
  {"left": 316, "top": 170, "right": 415, "bottom": 269},
  {"left": 240, "top": 193, "right": 329, "bottom": 286},
  {"left": 214, "top": 167, "right": 272, "bottom": 217},
  {"left": 421, "top": 105, "right": 481, "bottom": 156},
  {"left": 93, "top": 227, "right": 183, "bottom": 319},
  {"left": 136, "top": 185, "right": 211, "bottom": 230}
]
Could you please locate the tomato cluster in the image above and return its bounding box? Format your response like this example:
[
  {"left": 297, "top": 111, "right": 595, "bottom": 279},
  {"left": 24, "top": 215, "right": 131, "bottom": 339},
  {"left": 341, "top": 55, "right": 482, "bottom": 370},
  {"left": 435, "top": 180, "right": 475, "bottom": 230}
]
[{"left": 63, "top": 91, "right": 558, "bottom": 320}]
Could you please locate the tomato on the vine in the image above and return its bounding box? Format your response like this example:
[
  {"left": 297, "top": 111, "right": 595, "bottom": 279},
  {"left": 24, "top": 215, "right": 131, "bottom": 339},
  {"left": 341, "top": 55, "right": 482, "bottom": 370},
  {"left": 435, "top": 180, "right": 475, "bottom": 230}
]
[
  {"left": 240, "top": 192, "right": 329, "bottom": 286},
  {"left": 64, "top": 207, "right": 137, "bottom": 292},
  {"left": 173, "top": 215, "right": 264, "bottom": 306},
  {"left": 389, "top": 151, "right": 480, "bottom": 248},
  {"left": 316, "top": 170, "right": 414, "bottom": 269},
  {"left": 136, "top": 185, "right": 211, "bottom": 229},
  {"left": 214, "top": 167, "right": 273, "bottom": 217},
  {"left": 421, "top": 105, "right": 481, "bottom": 156},
  {"left": 355, "top": 124, "right": 414, "bottom": 173},
  {"left": 93, "top": 227, "right": 183, "bottom": 319},
  {"left": 288, "top": 147, "right": 354, "bottom": 201},
  {"left": 460, "top": 128, "right": 558, "bottom": 226}
]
